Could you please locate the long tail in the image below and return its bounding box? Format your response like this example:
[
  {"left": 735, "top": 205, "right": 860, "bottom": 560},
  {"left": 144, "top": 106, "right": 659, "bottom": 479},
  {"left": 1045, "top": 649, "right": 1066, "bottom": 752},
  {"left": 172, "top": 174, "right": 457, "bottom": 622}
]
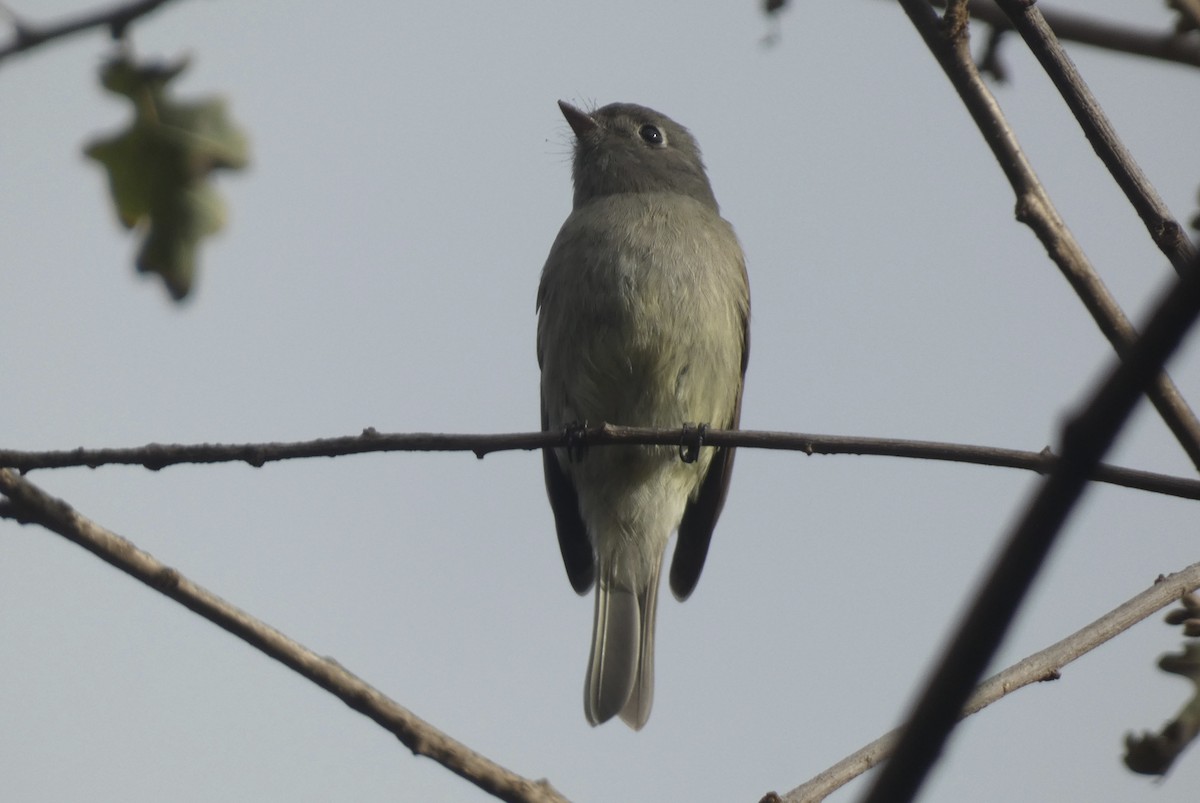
[{"left": 584, "top": 555, "right": 662, "bottom": 730}]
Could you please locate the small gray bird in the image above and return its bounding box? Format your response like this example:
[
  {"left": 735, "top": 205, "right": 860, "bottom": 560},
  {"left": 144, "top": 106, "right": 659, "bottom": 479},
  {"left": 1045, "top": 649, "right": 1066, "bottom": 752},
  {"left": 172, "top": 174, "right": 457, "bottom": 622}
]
[{"left": 537, "top": 101, "right": 750, "bottom": 729}]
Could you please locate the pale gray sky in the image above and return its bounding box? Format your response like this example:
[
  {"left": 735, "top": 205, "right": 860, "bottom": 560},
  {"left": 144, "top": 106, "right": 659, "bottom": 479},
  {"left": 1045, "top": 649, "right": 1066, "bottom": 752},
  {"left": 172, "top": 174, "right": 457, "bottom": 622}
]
[{"left": 3, "top": 2, "right": 1200, "bottom": 801}]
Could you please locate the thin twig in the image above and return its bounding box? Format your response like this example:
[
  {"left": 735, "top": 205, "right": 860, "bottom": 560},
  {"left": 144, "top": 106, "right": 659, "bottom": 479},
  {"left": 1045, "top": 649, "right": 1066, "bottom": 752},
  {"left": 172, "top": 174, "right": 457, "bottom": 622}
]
[
  {"left": 859, "top": 132, "right": 1200, "bottom": 803},
  {"left": 780, "top": 562, "right": 1200, "bottom": 802},
  {"left": 0, "top": 0, "right": 183, "bottom": 65},
  {"left": 889, "top": 0, "right": 1200, "bottom": 472},
  {"left": 1, "top": 428, "right": 1198, "bottom": 500},
  {"left": 0, "top": 467, "right": 570, "bottom": 803},
  {"left": 915, "top": 0, "right": 1200, "bottom": 69},
  {"left": 991, "top": 0, "right": 1198, "bottom": 275}
]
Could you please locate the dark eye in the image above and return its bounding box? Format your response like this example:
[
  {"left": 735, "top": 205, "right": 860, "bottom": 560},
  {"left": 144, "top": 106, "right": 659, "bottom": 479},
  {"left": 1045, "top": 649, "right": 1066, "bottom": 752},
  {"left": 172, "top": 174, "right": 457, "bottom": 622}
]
[{"left": 638, "top": 124, "right": 665, "bottom": 146}]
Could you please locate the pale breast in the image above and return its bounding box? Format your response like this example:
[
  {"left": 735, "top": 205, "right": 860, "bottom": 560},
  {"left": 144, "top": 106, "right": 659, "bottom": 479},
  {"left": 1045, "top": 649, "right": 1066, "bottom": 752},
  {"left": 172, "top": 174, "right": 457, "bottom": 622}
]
[{"left": 538, "top": 192, "right": 747, "bottom": 430}]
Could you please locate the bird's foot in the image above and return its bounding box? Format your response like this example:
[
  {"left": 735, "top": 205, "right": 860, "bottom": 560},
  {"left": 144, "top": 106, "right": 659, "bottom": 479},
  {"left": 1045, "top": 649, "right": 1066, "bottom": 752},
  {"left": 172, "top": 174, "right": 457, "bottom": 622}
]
[
  {"left": 679, "top": 423, "right": 708, "bottom": 464},
  {"left": 564, "top": 421, "right": 588, "bottom": 463}
]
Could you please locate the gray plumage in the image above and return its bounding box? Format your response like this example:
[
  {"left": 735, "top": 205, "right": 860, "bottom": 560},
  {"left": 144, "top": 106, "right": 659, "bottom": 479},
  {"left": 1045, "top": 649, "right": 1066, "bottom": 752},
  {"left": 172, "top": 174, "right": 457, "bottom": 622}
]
[{"left": 538, "top": 101, "right": 749, "bottom": 729}]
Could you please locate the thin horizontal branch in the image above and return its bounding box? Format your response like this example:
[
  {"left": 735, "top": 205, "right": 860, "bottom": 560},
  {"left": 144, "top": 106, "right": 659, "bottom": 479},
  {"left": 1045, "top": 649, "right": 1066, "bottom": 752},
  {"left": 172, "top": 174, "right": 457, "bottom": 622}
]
[
  {"left": 1, "top": 427, "right": 1198, "bottom": 500},
  {"left": 0, "top": 467, "right": 569, "bottom": 803},
  {"left": 0, "top": 0, "right": 183, "bottom": 65},
  {"left": 919, "top": 0, "right": 1200, "bottom": 69},
  {"left": 780, "top": 562, "right": 1200, "bottom": 802}
]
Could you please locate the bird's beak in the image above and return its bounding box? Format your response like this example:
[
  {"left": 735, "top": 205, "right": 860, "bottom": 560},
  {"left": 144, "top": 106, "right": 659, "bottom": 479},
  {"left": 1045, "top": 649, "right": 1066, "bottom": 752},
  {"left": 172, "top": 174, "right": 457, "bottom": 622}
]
[{"left": 558, "top": 100, "right": 597, "bottom": 138}]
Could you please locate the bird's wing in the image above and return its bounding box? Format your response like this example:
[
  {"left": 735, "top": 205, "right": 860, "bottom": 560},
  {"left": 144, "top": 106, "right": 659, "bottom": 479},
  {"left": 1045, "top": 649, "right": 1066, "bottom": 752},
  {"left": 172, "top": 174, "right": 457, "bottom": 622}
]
[
  {"left": 541, "top": 393, "right": 595, "bottom": 594},
  {"left": 670, "top": 294, "right": 750, "bottom": 601}
]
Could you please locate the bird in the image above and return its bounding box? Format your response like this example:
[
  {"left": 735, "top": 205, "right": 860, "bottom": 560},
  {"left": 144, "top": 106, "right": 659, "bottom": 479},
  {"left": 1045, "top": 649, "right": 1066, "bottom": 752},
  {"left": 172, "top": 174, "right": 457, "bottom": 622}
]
[{"left": 537, "top": 100, "right": 750, "bottom": 729}]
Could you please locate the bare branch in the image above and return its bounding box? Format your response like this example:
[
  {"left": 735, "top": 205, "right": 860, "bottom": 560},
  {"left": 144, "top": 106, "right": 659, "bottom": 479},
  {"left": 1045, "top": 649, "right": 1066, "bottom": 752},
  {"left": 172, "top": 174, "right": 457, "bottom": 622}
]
[
  {"left": 779, "top": 563, "right": 1200, "bottom": 802},
  {"left": 990, "top": 0, "right": 1198, "bottom": 275},
  {"left": 886, "top": 1, "right": 1200, "bottom": 472},
  {"left": 2, "top": 427, "right": 1198, "bottom": 500},
  {"left": 859, "top": 96, "right": 1200, "bottom": 798},
  {"left": 916, "top": 0, "right": 1200, "bottom": 69},
  {"left": 0, "top": 467, "right": 571, "bottom": 803},
  {"left": 0, "top": 0, "right": 185, "bottom": 65}
]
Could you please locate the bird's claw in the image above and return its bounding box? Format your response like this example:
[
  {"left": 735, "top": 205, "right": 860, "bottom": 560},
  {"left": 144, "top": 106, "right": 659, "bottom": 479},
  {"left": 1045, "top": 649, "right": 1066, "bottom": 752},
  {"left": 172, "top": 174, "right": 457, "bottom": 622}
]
[
  {"left": 565, "top": 421, "right": 588, "bottom": 463},
  {"left": 679, "top": 423, "right": 708, "bottom": 464}
]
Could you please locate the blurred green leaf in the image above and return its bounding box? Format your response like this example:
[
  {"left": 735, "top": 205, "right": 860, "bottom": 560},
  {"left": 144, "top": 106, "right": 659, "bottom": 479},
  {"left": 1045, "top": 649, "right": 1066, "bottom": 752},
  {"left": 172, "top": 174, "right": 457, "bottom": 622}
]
[{"left": 84, "top": 53, "right": 248, "bottom": 301}]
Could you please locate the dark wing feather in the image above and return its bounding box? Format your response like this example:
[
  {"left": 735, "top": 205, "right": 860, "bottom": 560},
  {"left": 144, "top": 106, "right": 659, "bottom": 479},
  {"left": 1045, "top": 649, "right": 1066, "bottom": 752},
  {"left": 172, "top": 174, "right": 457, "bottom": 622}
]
[
  {"left": 541, "top": 399, "right": 595, "bottom": 594},
  {"left": 669, "top": 309, "right": 750, "bottom": 601}
]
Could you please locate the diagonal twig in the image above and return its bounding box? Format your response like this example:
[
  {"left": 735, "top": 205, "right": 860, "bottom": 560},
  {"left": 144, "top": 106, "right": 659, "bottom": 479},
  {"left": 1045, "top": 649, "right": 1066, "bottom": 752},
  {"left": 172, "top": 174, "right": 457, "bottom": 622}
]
[
  {"left": 858, "top": 76, "right": 1200, "bottom": 799},
  {"left": 0, "top": 467, "right": 570, "bottom": 803},
  {"left": 990, "top": 0, "right": 1197, "bottom": 275},
  {"left": 781, "top": 562, "right": 1200, "bottom": 802},
  {"left": 0, "top": 0, "right": 185, "bottom": 64},
  {"left": 914, "top": 0, "right": 1200, "bottom": 69},
  {"left": 887, "top": 0, "right": 1200, "bottom": 472}
]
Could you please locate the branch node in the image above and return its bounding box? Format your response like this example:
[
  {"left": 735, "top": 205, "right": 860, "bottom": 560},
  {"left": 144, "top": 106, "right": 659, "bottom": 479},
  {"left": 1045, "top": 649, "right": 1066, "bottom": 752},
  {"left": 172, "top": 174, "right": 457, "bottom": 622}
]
[
  {"left": 1036, "top": 445, "right": 1056, "bottom": 474},
  {"left": 108, "top": 16, "right": 129, "bottom": 40},
  {"left": 152, "top": 566, "right": 182, "bottom": 592},
  {"left": 944, "top": 0, "right": 970, "bottom": 40},
  {"left": 1012, "top": 191, "right": 1038, "bottom": 225},
  {"left": 143, "top": 444, "right": 170, "bottom": 471}
]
